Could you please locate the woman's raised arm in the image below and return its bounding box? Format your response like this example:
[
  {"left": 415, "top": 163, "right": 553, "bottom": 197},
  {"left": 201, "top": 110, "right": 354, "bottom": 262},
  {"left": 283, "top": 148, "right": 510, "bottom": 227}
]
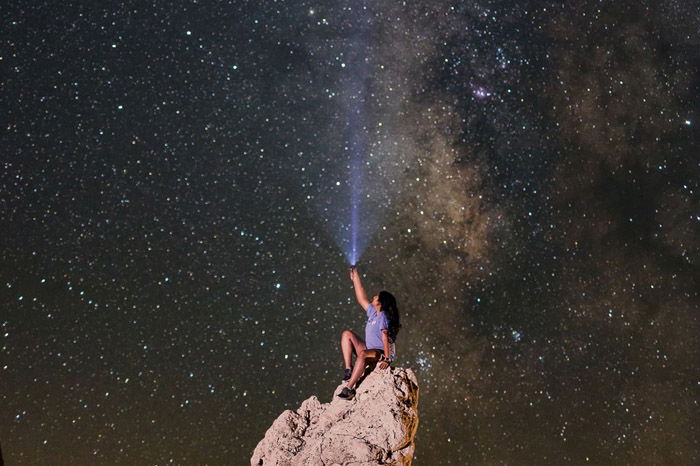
[{"left": 350, "top": 267, "right": 370, "bottom": 311}]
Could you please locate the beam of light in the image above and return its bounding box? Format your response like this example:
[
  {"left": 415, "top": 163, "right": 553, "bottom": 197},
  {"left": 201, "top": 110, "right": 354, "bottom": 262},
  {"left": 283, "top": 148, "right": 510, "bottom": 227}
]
[
  {"left": 350, "top": 178, "right": 359, "bottom": 265},
  {"left": 340, "top": 18, "right": 370, "bottom": 266},
  {"left": 349, "top": 133, "right": 362, "bottom": 266},
  {"left": 314, "top": 4, "right": 381, "bottom": 266},
  {"left": 341, "top": 96, "right": 366, "bottom": 266}
]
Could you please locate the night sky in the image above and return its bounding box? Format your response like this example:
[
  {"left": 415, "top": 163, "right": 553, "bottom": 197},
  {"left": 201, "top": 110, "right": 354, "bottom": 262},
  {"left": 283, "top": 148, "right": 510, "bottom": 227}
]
[{"left": 2, "top": 1, "right": 699, "bottom": 464}]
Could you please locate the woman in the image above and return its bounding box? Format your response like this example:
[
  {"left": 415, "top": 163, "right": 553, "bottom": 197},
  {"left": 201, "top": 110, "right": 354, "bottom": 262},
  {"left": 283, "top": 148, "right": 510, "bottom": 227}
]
[{"left": 337, "top": 267, "right": 400, "bottom": 400}]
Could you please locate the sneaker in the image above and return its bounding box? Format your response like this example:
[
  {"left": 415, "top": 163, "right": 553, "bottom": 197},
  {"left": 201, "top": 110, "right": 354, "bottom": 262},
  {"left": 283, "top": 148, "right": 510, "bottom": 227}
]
[
  {"left": 337, "top": 387, "right": 355, "bottom": 400},
  {"left": 342, "top": 368, "right": 351, "bottom": 382}
]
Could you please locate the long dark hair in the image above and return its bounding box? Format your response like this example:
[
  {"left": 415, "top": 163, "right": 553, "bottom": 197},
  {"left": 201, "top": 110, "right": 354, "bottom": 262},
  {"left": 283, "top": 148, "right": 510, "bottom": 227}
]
[{"left": 378, "top": 290, "right": 401, "bottom": 342}]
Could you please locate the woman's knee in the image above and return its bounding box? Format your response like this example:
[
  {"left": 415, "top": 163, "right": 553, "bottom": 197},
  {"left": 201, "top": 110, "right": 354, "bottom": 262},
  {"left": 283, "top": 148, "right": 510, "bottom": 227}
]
[{"left": 341, "top": 329, "right": 353, "bottom": 341}]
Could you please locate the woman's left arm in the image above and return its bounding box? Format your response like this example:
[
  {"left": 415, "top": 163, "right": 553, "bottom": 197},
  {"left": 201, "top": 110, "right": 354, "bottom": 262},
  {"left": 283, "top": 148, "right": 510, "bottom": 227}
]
[{"left": 379, "top": 330, "right": 391, "bottom": 369}]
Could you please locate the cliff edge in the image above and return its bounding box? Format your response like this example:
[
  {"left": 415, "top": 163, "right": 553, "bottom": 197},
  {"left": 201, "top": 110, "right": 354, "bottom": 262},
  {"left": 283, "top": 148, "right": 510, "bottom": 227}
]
[{"left": 251, "top": 366, "right": 419, "bottom": 466}]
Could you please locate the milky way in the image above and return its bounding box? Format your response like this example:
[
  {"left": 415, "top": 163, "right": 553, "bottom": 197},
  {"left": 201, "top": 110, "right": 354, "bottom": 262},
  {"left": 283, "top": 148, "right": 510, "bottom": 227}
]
[{"left": 2, "top": 1, "right": 698, "bottom": 464}]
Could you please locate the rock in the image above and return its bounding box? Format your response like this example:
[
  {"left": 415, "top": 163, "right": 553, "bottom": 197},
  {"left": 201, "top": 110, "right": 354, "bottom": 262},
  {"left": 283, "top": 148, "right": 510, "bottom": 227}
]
[{"left": 251, "top": 366, "right": 419, "bottom": 466}]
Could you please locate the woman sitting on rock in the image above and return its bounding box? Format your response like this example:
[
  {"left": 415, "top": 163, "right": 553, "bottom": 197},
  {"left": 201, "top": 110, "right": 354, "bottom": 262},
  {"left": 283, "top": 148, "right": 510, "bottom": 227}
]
[{"left": 338, "top": 267, "right": 401, "bottom": 400}]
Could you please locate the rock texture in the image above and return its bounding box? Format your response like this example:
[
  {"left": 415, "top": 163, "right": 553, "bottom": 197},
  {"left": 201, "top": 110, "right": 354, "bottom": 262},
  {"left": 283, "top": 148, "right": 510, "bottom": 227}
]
[{"left": 251, "top": 366, "right": 419, "bottom": 466}]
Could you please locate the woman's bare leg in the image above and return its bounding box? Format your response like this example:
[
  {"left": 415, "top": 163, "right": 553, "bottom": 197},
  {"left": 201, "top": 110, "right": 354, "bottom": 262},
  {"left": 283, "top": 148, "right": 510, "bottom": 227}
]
[
  {"left": 340, "top": 330, "right": 366, "bottom": 369},
  {"left": 347, "top": 349, "right": 381, "bottom": 389}
]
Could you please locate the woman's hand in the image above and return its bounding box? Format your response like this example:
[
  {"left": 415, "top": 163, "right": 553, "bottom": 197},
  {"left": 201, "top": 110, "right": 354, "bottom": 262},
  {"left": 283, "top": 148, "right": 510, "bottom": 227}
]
[
  {"left": 378, "top": 353, "right": 391, "bottom": 370},
  {"left": 349, "top": 267, "right": 358, "bottom": 281}
]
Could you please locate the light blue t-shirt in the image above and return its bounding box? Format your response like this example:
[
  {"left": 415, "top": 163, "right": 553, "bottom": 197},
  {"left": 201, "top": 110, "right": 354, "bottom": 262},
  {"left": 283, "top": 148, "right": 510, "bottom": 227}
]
[{"left": 365, "top": 304, "right": 389, "bottom": 351}]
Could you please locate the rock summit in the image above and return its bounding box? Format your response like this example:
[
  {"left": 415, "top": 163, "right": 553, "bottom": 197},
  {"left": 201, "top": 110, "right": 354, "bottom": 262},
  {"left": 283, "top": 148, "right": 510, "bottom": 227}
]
[{"left": 251, "top": 366, "right": 419, "bottom": 465}]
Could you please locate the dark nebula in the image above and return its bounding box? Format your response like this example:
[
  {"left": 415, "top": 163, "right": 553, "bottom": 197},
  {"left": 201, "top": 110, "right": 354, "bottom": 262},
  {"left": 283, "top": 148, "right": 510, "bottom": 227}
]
[{"left": 1, "top": 1, "right": 698, "bottom": 464}]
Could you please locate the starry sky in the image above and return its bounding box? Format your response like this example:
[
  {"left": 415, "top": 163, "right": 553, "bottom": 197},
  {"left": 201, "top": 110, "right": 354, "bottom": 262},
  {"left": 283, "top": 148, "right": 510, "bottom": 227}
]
[{"left": 2, "top": 1, "right": 699, "bottom": 464}]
